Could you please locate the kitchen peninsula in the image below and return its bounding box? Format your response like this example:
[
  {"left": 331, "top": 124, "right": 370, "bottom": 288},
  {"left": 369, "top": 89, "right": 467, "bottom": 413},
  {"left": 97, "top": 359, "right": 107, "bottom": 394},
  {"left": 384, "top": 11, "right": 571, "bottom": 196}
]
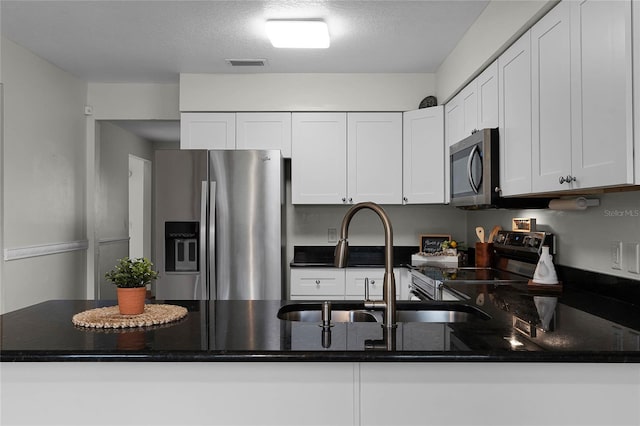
[{"left": 2, "top": 274, "right": 640, "bottom": 425}]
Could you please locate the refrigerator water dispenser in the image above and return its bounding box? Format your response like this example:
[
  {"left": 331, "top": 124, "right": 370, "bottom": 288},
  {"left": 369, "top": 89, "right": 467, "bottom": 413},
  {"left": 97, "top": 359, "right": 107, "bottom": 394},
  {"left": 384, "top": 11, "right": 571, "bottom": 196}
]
[{"left": 165, "top": 222, "right": 199, "bottom": 272}]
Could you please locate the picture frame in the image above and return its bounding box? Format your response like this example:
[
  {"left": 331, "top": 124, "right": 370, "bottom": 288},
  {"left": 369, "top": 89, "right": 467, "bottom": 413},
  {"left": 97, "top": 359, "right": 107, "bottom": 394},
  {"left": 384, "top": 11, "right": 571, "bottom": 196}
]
[{"left": 419, "top": 234, "right": 451, "bottom": 254}]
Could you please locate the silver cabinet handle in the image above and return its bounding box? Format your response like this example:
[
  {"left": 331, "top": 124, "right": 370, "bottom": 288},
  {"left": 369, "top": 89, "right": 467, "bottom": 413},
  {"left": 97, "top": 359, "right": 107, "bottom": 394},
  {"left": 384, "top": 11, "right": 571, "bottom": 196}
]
[
  {"left": 348, "top": 198, "right": 353, "bottom": 203},
  {"left": 342, "top": 197, "right": 347, "bottom": 203},
  {"left": 403, "top": 196, "right": 408, "bottom": 203},
  {"left": 315, "top": 279, "right": 321, "bottom": 285},
  {"left": 559, "top": 175, "right": 577, "bottom": 184}
]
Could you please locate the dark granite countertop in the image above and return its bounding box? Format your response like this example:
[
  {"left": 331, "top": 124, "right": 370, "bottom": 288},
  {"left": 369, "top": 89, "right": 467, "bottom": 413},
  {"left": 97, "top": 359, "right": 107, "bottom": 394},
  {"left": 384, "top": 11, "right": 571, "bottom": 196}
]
[
  {"left": 2, "top": 274, "right": 640, "bottom": 362},
  {"left": 290, "top": 245, "right": 418, "bottom": 267}
]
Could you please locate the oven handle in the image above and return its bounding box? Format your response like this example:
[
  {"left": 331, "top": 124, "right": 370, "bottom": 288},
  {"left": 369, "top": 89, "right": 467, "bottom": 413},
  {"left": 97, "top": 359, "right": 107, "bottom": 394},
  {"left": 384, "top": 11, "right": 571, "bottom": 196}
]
[{"left": 466, "top": 144, "right": 482, "bottom": 194}]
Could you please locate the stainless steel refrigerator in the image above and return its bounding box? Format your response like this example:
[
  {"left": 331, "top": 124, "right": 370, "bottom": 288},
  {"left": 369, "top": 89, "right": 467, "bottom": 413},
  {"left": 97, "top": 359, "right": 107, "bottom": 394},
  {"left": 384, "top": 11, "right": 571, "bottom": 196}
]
[{"left": 154, "top": 149, "right": 284, "bottom": 300}]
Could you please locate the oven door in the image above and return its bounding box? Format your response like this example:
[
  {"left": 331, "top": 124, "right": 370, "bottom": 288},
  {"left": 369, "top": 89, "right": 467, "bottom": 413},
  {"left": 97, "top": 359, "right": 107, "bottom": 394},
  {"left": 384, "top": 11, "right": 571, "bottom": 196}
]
[{"left": 410, "top": 270, "right": 463, "bottom": 301}]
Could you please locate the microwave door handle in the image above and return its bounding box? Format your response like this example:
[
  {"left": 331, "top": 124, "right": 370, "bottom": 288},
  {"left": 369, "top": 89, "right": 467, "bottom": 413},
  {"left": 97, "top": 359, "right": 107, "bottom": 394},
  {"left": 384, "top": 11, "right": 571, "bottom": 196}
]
[{"left": 466, "top": 145, "right": 481, "bottom": 194}]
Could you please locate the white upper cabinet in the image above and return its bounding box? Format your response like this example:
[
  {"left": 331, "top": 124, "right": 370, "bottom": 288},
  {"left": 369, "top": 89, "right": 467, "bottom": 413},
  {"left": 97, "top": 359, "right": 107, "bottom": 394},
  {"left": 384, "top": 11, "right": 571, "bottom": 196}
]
[
  {"left": 498, "top": 31, "right": 533, "bottom": 196},
  {"left": 570, "top": 0, "right": 633, "bottom": 189},
  {"left": 531, "top": 1, "right": 572, "bottom": 193},
  {"left": 402, "top": 107, "right": 445, "bottom": 204},
  {"left": 236, "top": 112, "right": 292, "bottom": 158},
  {"left": 476, "top": 61, "right": 499, "bottom": 130},
  {"left": 291, "top": 112, "right": 402, "bottom": 205},
  {"left": 291, "top": 113, "right": 347, "bottom": 204},
  {"left": 532, "top": 0, "right": 633, "bottom": 192},
  {"left": 460, "top": 84, "right": 478, "bottom": 136},
  {"left": 180, "top": 113, "right": 235, "bottom": 150},
  {"left": 347, "top": 113, "right": 403, "bottom": 204}
]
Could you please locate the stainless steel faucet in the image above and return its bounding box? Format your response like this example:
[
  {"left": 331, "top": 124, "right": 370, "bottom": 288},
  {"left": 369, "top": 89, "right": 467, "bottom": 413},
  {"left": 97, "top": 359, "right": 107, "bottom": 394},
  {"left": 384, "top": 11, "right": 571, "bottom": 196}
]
[{"left": 334, "top": 202, "right": 396, "bottom": 328}]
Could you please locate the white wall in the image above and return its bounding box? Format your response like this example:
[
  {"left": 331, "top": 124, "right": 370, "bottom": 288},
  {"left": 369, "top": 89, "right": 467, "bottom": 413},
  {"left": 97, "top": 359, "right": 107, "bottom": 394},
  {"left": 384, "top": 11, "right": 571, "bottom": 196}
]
[
  {"left": 436, "top": 0, "right": 557, "bottom": 102},
  {"left": 467, "top": 192, "right": 640, "bottom": 280},
  {"left": 180, "top": 73, "right": 435, "bottom": 112},
  {"left": 1, "top": 37, "right": 88, "bottom": 313},
  {"left": 87, "top": 83, "right": 179, "bottom": 120}
]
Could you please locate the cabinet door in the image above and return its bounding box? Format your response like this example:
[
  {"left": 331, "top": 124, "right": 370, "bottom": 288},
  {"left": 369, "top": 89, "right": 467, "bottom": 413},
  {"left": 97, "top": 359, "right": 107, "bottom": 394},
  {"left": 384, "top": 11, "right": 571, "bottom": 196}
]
[
  {"left": 498, "top": 32, "right": 532, "bottom": 196},
  {"left": 571, "top": 0, "right": 633, "bottom": 188},
  {"left": 290, "top": 268, "right": 345, "bottom": 299},
  {"left": 444, "top": 97, "right": 464, "bottom": 203},
  {"left": 291, "top": 113, "right": 347, "bottom": 204},
  {"left": 445, "top": 95, "right": 465, "bottom": 148},
  {"left": 236, "top": 112, "right": 292, "bottom": 158},
  {"left": 531, "top": 1, "right": 572, "bottom": 193},
  {"left": 460, "top": 83, "right": 478, "bottom": 136},
  {"left": 402, "top": 107, "right": 445, "bottom": 204},
  {"left": 345, "top": 268, "right": 401, "bottom": 299},
  {"left": 477, "top": 61, "right": 499, "bottom": 129},
  {"left": 180, "top": 113, "right": 235, "bottom": 150},
  {"left": 347, "top": 113, "right": 403, "bottom": 204}
]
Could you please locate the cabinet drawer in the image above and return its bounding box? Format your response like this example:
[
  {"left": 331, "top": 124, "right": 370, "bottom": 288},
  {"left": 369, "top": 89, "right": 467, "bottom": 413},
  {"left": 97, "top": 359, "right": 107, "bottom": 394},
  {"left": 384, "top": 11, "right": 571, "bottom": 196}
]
[
  {"left": 290, "top": 268, "right": 346, "bottom": 296},
  {"left": 345, "top": 268, "right": 401, "bottom": 297}
]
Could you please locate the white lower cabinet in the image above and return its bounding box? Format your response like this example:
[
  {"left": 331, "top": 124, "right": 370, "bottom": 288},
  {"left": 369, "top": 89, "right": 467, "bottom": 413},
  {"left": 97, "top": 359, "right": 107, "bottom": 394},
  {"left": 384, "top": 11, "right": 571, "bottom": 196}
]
[
  {"left": 290, "top": 268, "right": 346, "bottom": 300},
  {"left": 5, "top": 363, "right": 638, "bottom": 426},
  {"left": 290, "top": 267, "right": 406, "bottom": 300},
  {"left": 359, "top": 363, "right": 640, "bottom": 426},
  {"left": 345, "top": 268, "right": 402, "bottom": 300}
]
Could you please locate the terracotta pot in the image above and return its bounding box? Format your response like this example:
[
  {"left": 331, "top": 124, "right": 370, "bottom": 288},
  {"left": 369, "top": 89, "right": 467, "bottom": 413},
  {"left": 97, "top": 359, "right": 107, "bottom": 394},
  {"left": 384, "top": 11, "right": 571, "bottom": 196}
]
[
  {"left": 117, "top": 287, "right": 147, "bottom": 315},
  {"left": 117, "top": 331, "right": 146, "bottom": 350}
]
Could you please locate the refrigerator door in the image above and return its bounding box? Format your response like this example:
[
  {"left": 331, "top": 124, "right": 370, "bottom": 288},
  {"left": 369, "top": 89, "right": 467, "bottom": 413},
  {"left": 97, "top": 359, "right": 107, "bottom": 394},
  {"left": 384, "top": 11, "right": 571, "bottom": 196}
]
[
  {"left": 154, "top": 150, "right": 208, "bottom": 300},
  {"left": 209, "top": 150, "right": 283, "bottom": 300}
]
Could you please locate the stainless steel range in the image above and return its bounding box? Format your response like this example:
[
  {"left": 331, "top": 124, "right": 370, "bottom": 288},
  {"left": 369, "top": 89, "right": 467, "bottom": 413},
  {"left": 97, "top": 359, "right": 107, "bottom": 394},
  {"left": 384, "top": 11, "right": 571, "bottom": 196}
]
[{"left": 409, "top": 231, "right": 556, "bottom": 301}]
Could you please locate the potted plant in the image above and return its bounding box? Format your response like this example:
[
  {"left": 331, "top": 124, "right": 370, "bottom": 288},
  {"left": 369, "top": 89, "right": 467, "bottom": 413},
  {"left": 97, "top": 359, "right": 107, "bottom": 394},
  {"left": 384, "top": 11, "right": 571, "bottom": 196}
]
[{"left": 105, "top": 257, "right": 159, "bottom": 315}]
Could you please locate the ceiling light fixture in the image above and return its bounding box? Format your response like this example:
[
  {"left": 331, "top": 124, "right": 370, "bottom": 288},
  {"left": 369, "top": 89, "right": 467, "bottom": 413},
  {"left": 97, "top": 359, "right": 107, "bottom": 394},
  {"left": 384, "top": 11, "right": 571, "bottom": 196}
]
[{"left": 266, "top": 20, "right": 330, "bottom": 48}]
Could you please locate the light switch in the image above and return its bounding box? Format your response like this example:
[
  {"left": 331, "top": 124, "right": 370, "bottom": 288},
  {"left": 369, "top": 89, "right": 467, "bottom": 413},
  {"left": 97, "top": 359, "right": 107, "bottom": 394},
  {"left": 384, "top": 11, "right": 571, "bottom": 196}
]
[
  {"left": 328, "top": 228, "right": 338, "bottom": 243},
  {"left": 611, "top": 241, "right": 622, "bottom": 270},
  {"left": 624, "top": 242, "right": 639, "bottom": 274}
]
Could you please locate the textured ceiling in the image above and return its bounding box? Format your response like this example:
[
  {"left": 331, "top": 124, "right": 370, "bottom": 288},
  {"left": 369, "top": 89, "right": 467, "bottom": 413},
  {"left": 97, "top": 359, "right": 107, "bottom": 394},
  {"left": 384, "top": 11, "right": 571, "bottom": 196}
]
[{"left": 1, "top": 0, "right": 489, "bottom": 83}]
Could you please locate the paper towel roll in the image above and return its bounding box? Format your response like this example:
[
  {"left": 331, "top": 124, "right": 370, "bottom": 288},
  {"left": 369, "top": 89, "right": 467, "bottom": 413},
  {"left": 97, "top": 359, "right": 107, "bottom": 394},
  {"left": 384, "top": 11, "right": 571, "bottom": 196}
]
[{"left": 548, "top": 197, "right": 599, "bottom": 211}]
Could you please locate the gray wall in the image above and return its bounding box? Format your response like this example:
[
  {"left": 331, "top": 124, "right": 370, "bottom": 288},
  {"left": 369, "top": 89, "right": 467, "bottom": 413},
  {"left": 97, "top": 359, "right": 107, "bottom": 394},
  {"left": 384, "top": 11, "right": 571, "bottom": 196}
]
[
  {"left": 467, "top": 191, "right": 640, "bottom": 280},
  {"left": 96, "top": 121, "right": 154, "bottom": 299},
  {"left": 1, "top": 37, "right": 88, "bottom": 313}
]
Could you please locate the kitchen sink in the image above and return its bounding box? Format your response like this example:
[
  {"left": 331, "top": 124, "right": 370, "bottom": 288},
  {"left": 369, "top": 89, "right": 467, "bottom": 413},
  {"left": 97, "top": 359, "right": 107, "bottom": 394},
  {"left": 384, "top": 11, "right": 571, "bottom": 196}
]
[{"left": 277, "top": 302, "right": 490, "bottom": 323}]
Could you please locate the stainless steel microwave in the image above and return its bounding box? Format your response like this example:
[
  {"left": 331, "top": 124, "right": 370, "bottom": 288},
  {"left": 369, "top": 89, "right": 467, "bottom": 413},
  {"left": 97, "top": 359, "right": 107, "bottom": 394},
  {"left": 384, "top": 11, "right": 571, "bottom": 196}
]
[
  {"left": 449, "top": 128, "right": 551, "bottom": 209},
  {"left": 449, "top": 128, "right": 499, "bottom": 208}
]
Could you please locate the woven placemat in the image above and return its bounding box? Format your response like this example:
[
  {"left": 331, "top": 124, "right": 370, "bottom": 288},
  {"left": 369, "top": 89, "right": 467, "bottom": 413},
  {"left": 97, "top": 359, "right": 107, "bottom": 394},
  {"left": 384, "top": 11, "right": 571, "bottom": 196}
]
[{"left": 72, "top": 304, "right": 188, "bottom": 329}]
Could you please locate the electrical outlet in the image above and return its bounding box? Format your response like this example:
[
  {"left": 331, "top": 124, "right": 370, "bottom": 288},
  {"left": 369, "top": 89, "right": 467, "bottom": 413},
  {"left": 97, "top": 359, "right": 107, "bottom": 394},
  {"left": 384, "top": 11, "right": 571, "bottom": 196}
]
[
  {"left": 611, "top": 241, "right": 622, "bottom": 270},
  {"left": 328, "top": 228, "right": 338, "bottom": 243},
  {"left": 624, "top": 242, "right": 640, "bottom": 274}
]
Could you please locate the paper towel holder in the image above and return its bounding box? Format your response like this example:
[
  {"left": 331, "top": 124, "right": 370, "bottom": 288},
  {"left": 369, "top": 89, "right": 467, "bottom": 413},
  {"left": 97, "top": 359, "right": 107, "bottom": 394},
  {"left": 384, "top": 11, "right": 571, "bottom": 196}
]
[{"left": 548, "top": 197, "right": 600, "bottom": 211}]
